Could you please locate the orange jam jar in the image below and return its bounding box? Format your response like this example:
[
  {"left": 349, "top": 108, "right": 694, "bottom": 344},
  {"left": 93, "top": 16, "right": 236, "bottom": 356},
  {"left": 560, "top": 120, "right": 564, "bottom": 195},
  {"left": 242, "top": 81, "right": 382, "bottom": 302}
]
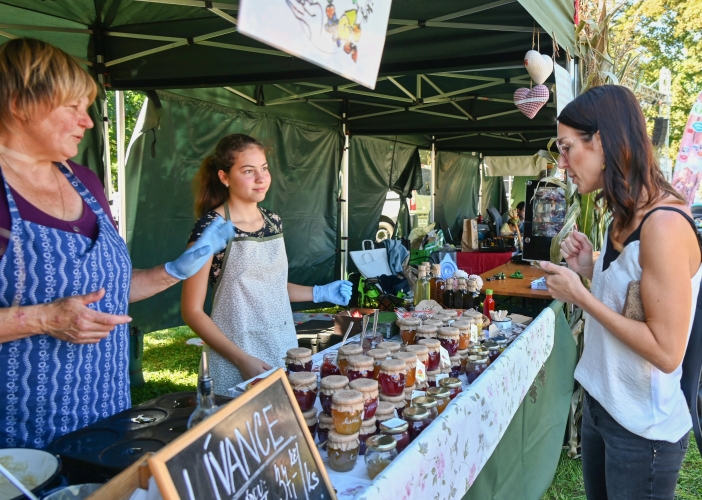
[
  {"left": 418, "top": 339, "right": 441, "bottom": 371},
  {"left": 438, "top": 326, "right": 460, "bottom": 356},
  {"left": 302, "top": 407, "right": 318, "bottom": 439},
  {"left": 426, "top": 386, "right": 450, "bottom": 414},
  {"left": 374, "top": 401, "right": 396, "bottom": 432},
  {"left": 331, "top": 389, "right": 365, "bottom": 435},
  {"left": 376, "top": 341, "right": 401, "bottom": 355},
  {"left": 439, "top": 377, "right": 463, "bottom": 400},
  {"left": 398, "top": 317, "right": 421, "bottom": 345},
  {"left": 320, "top": 375, "right": 349, "bottom": 415},
  {"left": 349, "top": 378, "right": 379, "bottom": 419},
  {"left": 379, "top": 393, "right": 406, "bottom": 419},
  {"left": 378, "top": 359, "right": 406, "bottom": 397},
  {"left": 317, "top": 412, "right": 335, "bottom": 449},
  {"left": 285, "top": 347, "right": 313, "bottom": 373},
  {"left": 367, "top": 348, "right": 390, "bottom": 380},
  {"left": 327, "top": 430, "right": 360, "bottom": 472},
  {"left": 391, "top": 351, "right": 417, "bottom": 387},
  {"left": 288, "top": 371, "right": 318, "bottom": 412},
  {"left": 337, "top": 344, "right": 363, "bottom": 376},
  {"left": 415, "top": 324, "right": 438, "bottom": 344},
  {"left": 453, "top": 319, "right": 472, "bottom": 350},
  {"left": 347, "top": 355, "right": 374, "bottom": 382}
]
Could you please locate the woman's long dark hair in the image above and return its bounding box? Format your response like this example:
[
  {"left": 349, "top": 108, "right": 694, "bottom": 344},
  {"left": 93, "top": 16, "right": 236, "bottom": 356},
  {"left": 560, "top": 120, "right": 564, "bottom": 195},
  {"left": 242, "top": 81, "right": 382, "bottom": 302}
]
[
  {"left": 193, "top": 134, "right": 265, "bottom": 218},
  {"left": 558, "top": 85, "right": 683, "bottom": 240}
]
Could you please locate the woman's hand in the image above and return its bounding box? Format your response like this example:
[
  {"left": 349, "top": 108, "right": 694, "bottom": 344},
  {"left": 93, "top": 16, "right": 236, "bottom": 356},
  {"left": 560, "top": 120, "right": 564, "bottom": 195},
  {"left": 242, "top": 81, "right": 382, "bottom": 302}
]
[
  {"left": 238, "top": 354, "right": 273, "bottom": 381},
  {"left": 540, "top": 261, "right": 589, "bottom": 306},
  {"left": 559, "top": 231, "right": 595, "bottom": 280}
]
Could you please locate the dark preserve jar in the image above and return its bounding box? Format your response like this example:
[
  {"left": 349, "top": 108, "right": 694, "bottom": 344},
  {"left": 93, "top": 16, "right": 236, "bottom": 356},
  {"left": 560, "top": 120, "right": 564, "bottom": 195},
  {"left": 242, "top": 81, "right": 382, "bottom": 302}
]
[
  {"left": 403, "top": 407, "right": 431, "bottom": 442},
  {"left": 378, "top": 359, "right": 406, "bottom": 396},
  {"left": 418, "top": 339, "right": 441, "bottom": 371},
  {"left": 285, "top": 347, "right": 313, "bottom": 373},
  {"left": 346, "top": 355, "right": 374, "bottom": 382},
  {"left": 380, "top": 418, "right": 410, "bottom": 453},
  {"left": 320, "top": 375, "right": 349, "bottom": 415},
  {"left": 288, "top": 371, "right": 317, "bottom": 412},
  {"left": 439, "top": 377, "right": 463, "bottom": 400}
]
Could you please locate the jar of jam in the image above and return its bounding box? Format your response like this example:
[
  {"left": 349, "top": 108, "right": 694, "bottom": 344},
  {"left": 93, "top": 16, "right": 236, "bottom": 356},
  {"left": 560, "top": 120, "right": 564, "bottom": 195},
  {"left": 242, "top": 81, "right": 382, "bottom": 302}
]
[
  {"left": 398, "top": 317, "right": 421, "bottom": 345},
  {"left": 403, "top": 407, "right": 431, "bottom": 442},
  {"left": 378, "top": 359, "right": 406, "bottom": 396},
  {"left": 321, "top": 352, "right": 341, "bottom": 378},
  {"left": 415, "top": 325, "right": 438, "bottom": 343},
  {"left": 288, "top": 371, "right": 318, "bottom": 412},
  {"left": 439, "top": 377, "right": 463, "bottom": 400},
  {"left": 327, "top": 430, "right": 360, "bottom": 472},
  {"left": 391, "top": 351, "right": 417, "bottom": 387},
  {"left": 437, "top": 326, "right": 460, "bottom": 356},
  {"left": 423, "top": 318, "right": 444, "bottom": 329},
  {"left": 466, "top": 356, "right": 489, "bottom": 384},
  {"left": 418, "top": 339, "right": 440, "bottom": 371},
  {"left": 337, "top": 344, "right": 363, "bottom": 376},
  {"left": 346, "top": 354, "right": 374, "bottom": 381},
  {"left": 403, "top": 344, "right": 429, "bottom": 368},
  {"left": 466, "top": 310, "right": 484, "bottom": 336},
  {"left": 365, "top": 434, "right": 399, "bottom": 479},
  {"left": 320, "top": 375, "right": 349, "bottom": 415},
  {"left": 448, "top": 356, "right": 461, "bottom": 378},
  {"left": 433, "top": 313, "right": 451, "bottom": 325},
  {"left": 349, "top": 378, "right": 379, "bottom": 419},
  {"left": 488, "top": 346, "right": 501, "bottom": 363},
  {"left": 444, "top": 309, "right": 458, "bottom": 319},
  {"left": 413, "top": 395, "right": 439, "bottom": 422},
  {"left": 453, "top": 320, "right": 472, "bottom": 350},
  {"left": 331, "top": 389, "right": 365, "bottom": 435},
  {"left": 426, "top": 369, "right": 442, "bottom": 388},
  {"left": 403, "top": 384, "right": 416, "bottom": 406},
  {"left": 377, "top": 341, "right": 401, "bottom": 355},
  {"left": 317, "top": 412, "right": 334, "bottom": 449},
  {"left": 426, "top": 386, "right": 450, "bottom": 414},
  {"left": 285, "top": 347, "right": 313, "bottom": 373},
  {"left": 379, "top": 393, "right": 406, "bottom": 418},
  {"left": 457, "top": 349, "right": 469, "bottom": 374},
  {"left": 379, "top": 418, "right": 410, "bottom": 453},
  {"left": 358, "top": 416, "right": 378, "bottom": 455},
  {"left": 374, "top": 401, "right": 396, "bottom": 431},
  {"left": 367, "top": 348, "right": 390, "bottom": 379},
  {"left": 302, "top": 408, "right": 318, "bottom": 439}
]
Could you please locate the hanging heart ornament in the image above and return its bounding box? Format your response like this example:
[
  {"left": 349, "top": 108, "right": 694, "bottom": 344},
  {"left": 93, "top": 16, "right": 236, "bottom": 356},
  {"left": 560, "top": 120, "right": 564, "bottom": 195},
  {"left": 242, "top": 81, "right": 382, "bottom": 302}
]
[
  {"left": 514, "top": 85, "right": 549, "bottom": 119},
  {"left": 524, "top": 50, "right": 553, "bottom": 85}
]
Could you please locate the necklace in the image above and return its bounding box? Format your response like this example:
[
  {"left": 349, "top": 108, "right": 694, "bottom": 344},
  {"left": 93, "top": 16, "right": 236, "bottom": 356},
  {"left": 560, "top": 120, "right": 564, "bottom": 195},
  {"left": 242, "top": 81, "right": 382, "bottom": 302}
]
[{"left": 0, "top": 153, "right": 66, "bottom": 220}]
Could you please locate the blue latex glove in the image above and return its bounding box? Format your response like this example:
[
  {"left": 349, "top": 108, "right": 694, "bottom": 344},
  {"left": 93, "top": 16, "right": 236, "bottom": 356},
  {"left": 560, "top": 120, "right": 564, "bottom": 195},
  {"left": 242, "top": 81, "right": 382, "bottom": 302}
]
[
  {"left": 313, "top": 280, "right": 353, "bottom": 306},
  {"left": 165, "top": 217, "right": 236, "bottom": 280}
]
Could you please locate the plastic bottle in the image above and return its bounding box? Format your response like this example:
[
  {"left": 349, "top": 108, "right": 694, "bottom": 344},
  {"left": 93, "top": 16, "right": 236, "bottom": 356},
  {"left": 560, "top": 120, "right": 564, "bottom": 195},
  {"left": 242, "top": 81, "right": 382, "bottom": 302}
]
[{"left": 483, "top": 289, "right": 495, "bottom": 320}]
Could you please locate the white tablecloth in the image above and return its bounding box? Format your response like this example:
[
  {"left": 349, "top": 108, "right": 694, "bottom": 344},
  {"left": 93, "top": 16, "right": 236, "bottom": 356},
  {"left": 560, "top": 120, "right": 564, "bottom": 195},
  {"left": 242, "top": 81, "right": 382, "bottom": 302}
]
[{"left": 310, "top": 307, "right": 556, "bottom": 500}]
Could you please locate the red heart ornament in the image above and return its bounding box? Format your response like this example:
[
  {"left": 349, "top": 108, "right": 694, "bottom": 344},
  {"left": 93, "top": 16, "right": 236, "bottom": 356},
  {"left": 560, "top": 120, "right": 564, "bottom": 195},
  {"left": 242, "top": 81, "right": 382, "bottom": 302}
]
[{"left": 513, "top": 85, "right": 549, "bottom": 119}]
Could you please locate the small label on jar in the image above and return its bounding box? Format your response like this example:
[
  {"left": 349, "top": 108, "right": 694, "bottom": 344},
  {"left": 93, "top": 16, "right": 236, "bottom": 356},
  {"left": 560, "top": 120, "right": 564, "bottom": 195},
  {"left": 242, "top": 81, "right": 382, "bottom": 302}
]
[
  {"left": 435, "top": 373, "right": 449, "bottom": 384},
  {"left": 411, "top": 390, "right": 426, "bottom": 402},
  {"left": 439, "top": 346, "right": 451, "bottom": 368},
  {"left": 469, "top": 324, "right": 478, "bottom": 343},
  {"left": 415, "top": 359, "right": 427, "bottom": 383},
  {"left": 383, "top": 417, "right": 407, "bottom": 429}
]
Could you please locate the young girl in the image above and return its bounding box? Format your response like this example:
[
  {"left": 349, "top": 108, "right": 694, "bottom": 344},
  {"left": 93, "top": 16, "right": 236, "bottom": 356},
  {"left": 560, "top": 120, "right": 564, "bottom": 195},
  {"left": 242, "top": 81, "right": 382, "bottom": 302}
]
[{"left": 182, "top": 134, "right": 351, "bottom": 393}]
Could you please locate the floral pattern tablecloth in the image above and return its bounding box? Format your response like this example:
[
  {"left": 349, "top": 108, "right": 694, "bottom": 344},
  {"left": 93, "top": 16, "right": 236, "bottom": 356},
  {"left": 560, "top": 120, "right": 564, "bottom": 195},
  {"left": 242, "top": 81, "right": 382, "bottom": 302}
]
[{"left": 320, "top": 307, "right": 556, "bottom": 500}]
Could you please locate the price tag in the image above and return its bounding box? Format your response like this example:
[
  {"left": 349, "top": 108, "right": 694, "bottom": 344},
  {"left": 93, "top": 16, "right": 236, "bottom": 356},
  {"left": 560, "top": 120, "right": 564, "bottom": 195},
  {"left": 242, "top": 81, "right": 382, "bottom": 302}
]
[
  {"left": 415, "top": 359, "right": 427, "bottom": 383},
  {"left": 411, "top": 390, "right": 426, "bottom": 403},
  {"left": 439, "top": 346, "right": 451, "bottom": 368},
  {"left": 469, "top": 324, "right": 479, "bottom": 343},
  {"left": 435, "top": 373, "right": 449, "bottom": 384},
  {"left": 383, "top": 417, "right": 408, "bottom": 429}
]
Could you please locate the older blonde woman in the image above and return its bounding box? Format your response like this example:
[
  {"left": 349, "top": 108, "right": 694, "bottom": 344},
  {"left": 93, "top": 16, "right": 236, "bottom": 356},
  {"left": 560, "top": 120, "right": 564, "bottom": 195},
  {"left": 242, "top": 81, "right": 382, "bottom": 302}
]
[{"left": 0, "top": 38, "right": 235, "bottom": 449}]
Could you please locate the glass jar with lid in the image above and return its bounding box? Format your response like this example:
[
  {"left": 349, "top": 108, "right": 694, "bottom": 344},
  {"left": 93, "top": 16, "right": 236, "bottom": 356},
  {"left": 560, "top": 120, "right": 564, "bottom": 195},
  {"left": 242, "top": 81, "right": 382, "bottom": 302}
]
[
  {"left": 321, "top": 352, "right": 341, "bottom": 378},
  {"left": 302, "top": 408, "right": 318, "bottom": 439},
  {"left": 391, "top": 351, "right": 417, "bottom": 387},
  {"left": 285, "top": 347, "right": 313, "bottom": 373},
  {"left": 377, "top": 341, "right": 401, "bottom": 354},
  {"left": 403, "top": 407, "right": 431, "bottom": 441},
  {"left": 426, "top": 369, "right": 442, "bottom": 388},
  {"left": 415, "top": 324, "right": 438, "bottom": 343},
  {"left": 379, "top": 418, "right": 410, "bottom": 452},
  {"left": 426, "top": 386, "right": 450, "bottom": 414},
  {"left": 320, "top": 375, "right": 349, "bottom": 415},
  {"left": 439, "top": 377, "right": 463, "bottom": 400},
  {"left": 418, "top": 339, "right": 441, "bottom": 371},
  {"left": 488, "top": 346, "right": 501, "bottom": 363},
  {"left": 359, "top": 416, "right": 378, "bottom": 455},
  {"left": 496, "top": 339, "right": 509, "bottom": 352},
  {"left": 331, "top": 389, "right": 365, "bottom": 435},
  {"left": 379, "top": 393, "right": 407, "bottom": 418},
  {"left": 465, "top": 310, "right": 484, "bottom": 337},
  {"left": 337, "top": 344, "right": 363, "bottom": 376},
  {"left": 365, "top": 434, "right": 399, "bottom": 479},
  {"left": 453, "top": 319, "right": 473, "bottom": 350},
  {"left": 378, "top": 359, "right": 406, "bottom": 396},
  {"left": 349, "top": 378, "right": 379, "bottom": 419},
  {"left": 466, "top": 356, "right": 489, "bottom": 384},
  {"left": 374, "top": 401, "right": 396, "bottom": 431},
  {"left": 398, "top": 317, "right": 421, "bottom": 345},
  {"left": 288, "top": 371, "right": 318, "bottom": 412},
  {"left": 346, "top": 354, "right": 374, "bottom": 381},
  {"left": 444, "top": 309, "right": 459, "bottom": 319},
  {"left": 317, "top": 412, "right": 335, "bottom": 449},
  {"left": 412, "top": 395, "right": 439, "bottom": 422},
  {"left": 367, "top": 348, "right": 390, "bottom": 380},
  {"left": 438, "top": 326, "right": 460, "bottom": 356},
  {"left": 403, "top": 344, "right": 429, "bottom": 366},
  {"left": 327, "top": 430, "right": 360, "bottom": 472},
  {"left": 448, "top": 356, "right": 461, "bottom": 378}
]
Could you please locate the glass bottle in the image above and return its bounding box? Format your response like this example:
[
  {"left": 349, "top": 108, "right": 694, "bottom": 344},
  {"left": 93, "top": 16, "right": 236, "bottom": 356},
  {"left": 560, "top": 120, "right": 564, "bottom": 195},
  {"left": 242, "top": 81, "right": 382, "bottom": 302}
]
[
  {"left": 187, "top": 349, "right": 219, "bottom": 429},
  {"left": 483, "top": 289, "right": 495, "bottom": 319},
  {"left": 456, "top": 278, "right": 468, "bottom": 309},
  {"left": 430, "top": 264, "right": 445, "bottom": 304},
  {"left": 443, "top": 278, "right": 454, "bottom": 308},
  {"left": 414, "top": 267, "right": 431, "bottom": 306}
]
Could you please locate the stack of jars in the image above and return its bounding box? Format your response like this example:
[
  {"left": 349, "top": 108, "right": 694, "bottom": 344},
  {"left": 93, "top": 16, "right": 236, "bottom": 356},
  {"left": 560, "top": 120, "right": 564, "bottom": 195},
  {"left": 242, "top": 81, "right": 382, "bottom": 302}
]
[
  {"left": 377, "top": 358, "right": 408, "bottom": 419},
  {"left": 418, "top": 338, "right": 441, "bottom": 385},
  {"left": 286, "top": 348, "right": 321, "bottom": 442}
]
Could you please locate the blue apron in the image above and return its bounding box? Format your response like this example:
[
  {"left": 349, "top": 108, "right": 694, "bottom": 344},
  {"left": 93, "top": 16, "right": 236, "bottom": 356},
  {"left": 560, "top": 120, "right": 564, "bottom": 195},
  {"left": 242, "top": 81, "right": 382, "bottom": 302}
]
[{"left": 0, "top": 163, "right": 132, "bottom": 449}]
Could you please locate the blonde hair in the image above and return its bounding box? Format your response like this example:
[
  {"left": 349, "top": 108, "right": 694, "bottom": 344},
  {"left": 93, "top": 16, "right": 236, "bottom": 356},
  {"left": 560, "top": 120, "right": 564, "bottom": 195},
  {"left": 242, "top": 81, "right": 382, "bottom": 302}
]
[{"left": 0, "top": 38, "right": 97, "bottom": 131}]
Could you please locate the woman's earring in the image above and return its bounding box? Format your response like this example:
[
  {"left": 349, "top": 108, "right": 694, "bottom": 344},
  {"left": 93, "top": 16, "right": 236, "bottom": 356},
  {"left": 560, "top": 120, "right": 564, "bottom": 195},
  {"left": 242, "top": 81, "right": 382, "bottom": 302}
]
[
  {"left": 601, "top": 163, "right": 606, "bottom": 171},
  {"left": 224, "top": 183, "right": 229, "bottom": 188}
]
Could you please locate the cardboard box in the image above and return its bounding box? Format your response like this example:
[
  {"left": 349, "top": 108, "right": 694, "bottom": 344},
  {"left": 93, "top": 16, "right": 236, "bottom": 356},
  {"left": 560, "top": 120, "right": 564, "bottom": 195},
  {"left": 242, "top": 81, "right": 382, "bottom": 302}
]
[{"left": 462, "top": 218, "right": 479, "bottom": 252}]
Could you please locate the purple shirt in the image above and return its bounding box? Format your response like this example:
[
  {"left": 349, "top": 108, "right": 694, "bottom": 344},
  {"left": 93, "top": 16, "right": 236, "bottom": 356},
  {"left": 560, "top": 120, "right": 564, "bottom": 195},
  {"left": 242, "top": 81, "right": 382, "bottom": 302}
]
[{"left": 0, "top": 161, "right": 115, "bottom": 252}]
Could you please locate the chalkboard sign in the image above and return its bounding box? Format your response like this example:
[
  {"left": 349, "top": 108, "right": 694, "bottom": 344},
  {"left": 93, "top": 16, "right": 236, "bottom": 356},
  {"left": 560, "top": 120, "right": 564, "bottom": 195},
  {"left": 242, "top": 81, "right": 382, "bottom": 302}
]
[{"left": 148, "top": 369, "right": 336, "bottom": 500}]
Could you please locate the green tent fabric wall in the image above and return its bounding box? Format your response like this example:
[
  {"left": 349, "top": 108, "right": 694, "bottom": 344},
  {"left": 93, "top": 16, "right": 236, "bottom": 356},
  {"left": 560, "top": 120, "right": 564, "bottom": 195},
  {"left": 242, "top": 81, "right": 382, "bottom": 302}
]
[{"left": 435, "top": 152, "right": 481, "bottom": 241}]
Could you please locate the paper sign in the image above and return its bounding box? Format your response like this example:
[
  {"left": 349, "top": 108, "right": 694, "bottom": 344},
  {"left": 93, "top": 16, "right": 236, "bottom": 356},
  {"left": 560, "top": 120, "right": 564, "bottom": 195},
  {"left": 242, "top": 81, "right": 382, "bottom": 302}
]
[
  {"left": 554, "top": 63, "right": 574, "bottom": 116},
  {"left": 415, "top": 359, "right": 427, "bottom": 383},
  {"left": 469, "top": 324, "right": 479, "bottom": 344},
  {"left": 439, "top": 346, "right": 451, "bottom": 368},
  {"left": 237, "top": 0, "right": 393, "bottom": 89}
]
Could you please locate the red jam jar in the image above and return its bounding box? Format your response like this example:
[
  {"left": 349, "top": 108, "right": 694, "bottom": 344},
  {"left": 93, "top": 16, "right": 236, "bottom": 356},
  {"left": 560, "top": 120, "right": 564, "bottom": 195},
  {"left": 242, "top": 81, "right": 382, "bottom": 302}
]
[
  {"left": 288, "top": 371, "right": 318, "bottom": 412},
  {"left": 285, "top": 347, "right": 313, "bottom": 373},
  {"left": 453, "top": 320, "right": 472, "bottom": 350},
  {"left": 302, "top": 407, "right": 318, "bottom": 440},
  {"left": 320, "top": 375, "right": 349, "bottom": 415},
  {"left": 426, "top": 369, "right": 442, "bottom": 388},
  {"left": 415, "top": 325, "right": 438, "bottom": 344},
  {"left": 321, "top": 352, "right": 341, "bottom": 378},
  {"left": 317, "top": 412, "right": 335, "bottom": 449},
  {"left": 488, "top": 346, "right": 501, "bottom": 363},
  {"left": 374, "top": 401, "right": 396, "bottom": 432},
  {"left": 438, "top": 327, "right": 460, "bottom": 356},
  {"left": 413, "top": 395, "right": 439, "bottom": 422},
  {"left": 337, "top": 344, "right": 363, "bottom": 376},
  {"left": 392, "top": 351, "right": 417, "bottom": 387},
  {"left": 398, "top": 317, "right": 421, "bottom": 345},
  {"left": 331, "top": 389, "right": 365, "bottom": 435},
  {"left": 466, "top": 356, "right": 489, "bottom": 384},
  {"left": 403, "top": 407, "right": 431, "bottom": 442},
  {"left": 426, "top": 386, "right": 450, "bottom": 414},
  {"left": 367, "top": 348, "right": 390, "bottom": 380},
  {"left": 379, "top": 393, "right": 406, "bottom": 419},
  {"left": 439, "top": 377, "right": 463, "bottom": 400},
  {"left": 404, "top": 344, "right": 429, "bottom": 367},
  {"left": 377, "top": 341, "right": 401, "bottom": 355},
  {"left": 449, "top": 356, "right": 461, "bottom": 378},
  {"left": 349, "top": 378, "right": 379, "bottom": 419},
  {"left": 359, "top": 416, "right": 378, "bottom": 455},
  {"left": 346, "top": 355, "right": 374, "bottom": 382},
  {"left": 378, "top": 359, "right": 406, "bottom": 396},
  {"left": 380, "top": 418, "right": 410, "bottom": 453},
  {"left": 418, "top": 339, "right": 441, "bottom": 371}
]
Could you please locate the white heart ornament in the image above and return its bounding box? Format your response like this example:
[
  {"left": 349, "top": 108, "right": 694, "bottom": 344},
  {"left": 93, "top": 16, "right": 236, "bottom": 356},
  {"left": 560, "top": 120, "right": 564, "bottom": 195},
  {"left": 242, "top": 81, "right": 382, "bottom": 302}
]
[
  {"left": 524, "top": 50, "right": 553, "bottom": 85},
  {"left": 513, "top": 85, "right": 549, "bottom": 119}
]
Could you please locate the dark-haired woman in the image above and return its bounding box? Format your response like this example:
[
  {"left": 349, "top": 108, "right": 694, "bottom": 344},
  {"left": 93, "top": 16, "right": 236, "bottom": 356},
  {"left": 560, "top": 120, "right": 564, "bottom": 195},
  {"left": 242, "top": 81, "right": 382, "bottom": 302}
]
[
  {"left": 541, "top": 85, "right": 701, "bottom": 499},
  {"left": 182, "top": 134, "right": 352, "bottom": 392}
]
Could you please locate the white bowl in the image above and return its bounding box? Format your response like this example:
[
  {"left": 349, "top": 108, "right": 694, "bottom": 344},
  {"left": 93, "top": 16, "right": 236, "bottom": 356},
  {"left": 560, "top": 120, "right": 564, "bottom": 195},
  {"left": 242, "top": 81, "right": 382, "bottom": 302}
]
[{"left": 0, "top": 448, "right": 60, "bottom": 500}]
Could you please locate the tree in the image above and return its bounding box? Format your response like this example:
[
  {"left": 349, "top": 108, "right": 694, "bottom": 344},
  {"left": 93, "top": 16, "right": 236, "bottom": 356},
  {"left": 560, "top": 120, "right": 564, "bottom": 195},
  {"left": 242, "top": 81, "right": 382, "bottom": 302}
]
[{"left": 105, "top": 90, "right": 146, "bottom": 192}]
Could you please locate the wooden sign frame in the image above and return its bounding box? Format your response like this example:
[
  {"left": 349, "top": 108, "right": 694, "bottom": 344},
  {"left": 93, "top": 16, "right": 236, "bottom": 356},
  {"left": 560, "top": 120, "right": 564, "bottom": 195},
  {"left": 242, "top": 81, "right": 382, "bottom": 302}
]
[{"left": 148, "top": 369, "right": 337, "bottom": 500}]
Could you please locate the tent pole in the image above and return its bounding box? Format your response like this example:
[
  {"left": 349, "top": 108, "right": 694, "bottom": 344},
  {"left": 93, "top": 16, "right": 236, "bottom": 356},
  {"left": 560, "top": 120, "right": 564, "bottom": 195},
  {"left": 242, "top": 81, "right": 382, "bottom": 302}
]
[
  {"left": 116, "top": 90, "right": 127, "bottom": 242},
  {"left": 430, "top": 137, "right": 435, "bottom": 224},
  {"left": 341, "top": 113, "right": 350, "bottom": 280},
  {"left": 102, "top": 99, "right": 112, "bottom": 202}
]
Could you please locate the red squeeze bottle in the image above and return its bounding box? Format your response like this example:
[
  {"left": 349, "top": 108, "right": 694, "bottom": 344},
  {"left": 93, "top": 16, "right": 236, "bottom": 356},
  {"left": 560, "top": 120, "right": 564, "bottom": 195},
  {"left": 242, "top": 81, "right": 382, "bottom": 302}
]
[{"left": 483, "top": 289, "right": 495, "bottom": 319}]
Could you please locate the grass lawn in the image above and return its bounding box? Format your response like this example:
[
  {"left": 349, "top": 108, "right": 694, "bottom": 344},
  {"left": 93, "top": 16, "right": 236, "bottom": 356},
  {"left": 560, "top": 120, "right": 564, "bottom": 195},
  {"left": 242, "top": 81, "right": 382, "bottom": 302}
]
[{"left": 132, "top": 326, "right": 702, "bottom": 499}]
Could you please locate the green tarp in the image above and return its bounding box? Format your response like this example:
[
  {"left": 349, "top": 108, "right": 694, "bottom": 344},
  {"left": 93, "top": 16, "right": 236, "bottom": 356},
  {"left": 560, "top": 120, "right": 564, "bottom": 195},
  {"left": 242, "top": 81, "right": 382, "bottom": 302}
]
[
  {"left": 481, "top": 174, "right": 509, "bottom": 216},
  {"left": 435, "top": 151, "right": 481, "bottom": 239}
]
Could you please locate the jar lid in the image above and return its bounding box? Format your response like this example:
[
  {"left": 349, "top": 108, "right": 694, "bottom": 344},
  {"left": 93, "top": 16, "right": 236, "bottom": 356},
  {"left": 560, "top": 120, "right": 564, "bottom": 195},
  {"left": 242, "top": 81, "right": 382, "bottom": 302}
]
[
  {"left": 379, "top": 359, "right": 405, "bottom": 374},
  {"left": 423, "top": 319, "right": 444, "bottom": 327},
  {"left": 392, "top": 352, "right": 417, "bottom": 364},
  {"left": 433, "top": 313, "right": 451, "bottom": 321},
  {"left": 489, "top": 346, "right": 500, "bottom": 351},
  {"left": 366, "top": 434, "right": 397, "bottom": 452},
  {"left": 349, "top": 378, "right": 379, "bottom": 395},
  {"left": 302, "top": 407, "right": 318, "bottom": 419},
  {"left": 288, "top": 371, "right": 317, "bottom": 389},
  {"left": 438, "top": 327, "right": 459, "bottom": 339},
  {"left": 327, "top": 430, "right": 360, "bottom": 447},
  {"left": 338, "top": 344, "right": 363, "bottom": 357},
  {"left": 380, "top": 419, "right": 408, "bottom": 434},
  {"left": 413, "top": 395, "right": 438, "bottom": 409},
  {"left": 286, "top": 347, "right": 312, "bottom": 360},
  {"left": 417, "top": 325, "right": 438, "bottom": 334},
  {"left": 449, "top": 355, "right": 460, "bottom": 364},
  {"left": 496, "top": 339, "right": 509, "bottom": 345},
  {"left": 426, "top": 386, "right": 450, "bottom": 399},
  {"left": 360, "top": 416, "right": 377, "bottom": 432},
  {"left": 453, "top": 319, "right": 472, "bottom": 327},
  {"left": 444, "top": 310, "right": 459, "bottom": 318},
  {"left": 470, "top": 356, "right": 488, "bottom": 363},
  {"left": 319, "top": 412, "right": 335, "bottom": 425},
  {"left": 379, "top": 393, "right": 406, "bottom": 408},
  {"left": 367, "top": 348, "right": 390, "bottom": 361},
  {"left": 418, "top": 339, "right": 440, "bottom": 349},
  {"left": 401, "top": 317, "right": 421, "bottom": 326},
  {"left": 403, "top": 406, "right": 430, "bottom": 421},
  {"left": 439, "top": 377, "right": 462, "bottom": 389},
  {"left": 377, "top": 341, "right": 401, "bottom": 353},
  {"left": 321, "top": 374, "right": 349, "bottom": 390},
  {"left": 332, "top": 389, "right": 363, "bottom": 405},
  {"left": 375, "top": 401, "right": 396, "bottom": 417},
  {"left": 466, "top": 310, "right": 483, "bottom": 318},
  {"left": 403, "top": 384, "right": 415, "bottom": 396},
  {"left": 426, "top": 369, "right": 441, "bottom": 378},
  {"left": 347, "top": 354, "right": 374, "bottom": 369}
]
